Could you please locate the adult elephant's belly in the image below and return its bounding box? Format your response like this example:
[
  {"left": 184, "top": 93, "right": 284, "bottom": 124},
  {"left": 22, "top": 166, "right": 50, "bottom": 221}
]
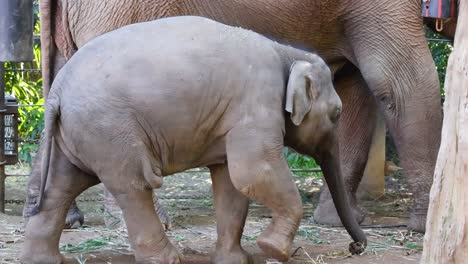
[{"left": 70, "top": 0, "right": 347, "bottom": 64}]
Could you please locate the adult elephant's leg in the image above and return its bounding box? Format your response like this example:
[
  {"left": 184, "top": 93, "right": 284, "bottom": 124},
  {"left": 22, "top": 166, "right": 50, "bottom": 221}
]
[
  {"left": 208, "top": 164, "right": 251, "bottom": 264},
  {"left": 344, "top": 1, "right": 442, "bottom": 232},
  {"left": 314, "top": 67, "right": 377, "bottom": 226},
  {"left": 23, "top": 140, "right": 45, "bottom": 225},
  {"left": 153, "top": 192, "right": 171, "bottom": 229},
  {"left": 103, "top": 186, "right": 171, "bottom": 230}
]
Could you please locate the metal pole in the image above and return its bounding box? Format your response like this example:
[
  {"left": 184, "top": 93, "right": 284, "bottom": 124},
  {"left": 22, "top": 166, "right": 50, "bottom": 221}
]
[{"left": 0, "top": 63, "right": 5, "bottom": 213}]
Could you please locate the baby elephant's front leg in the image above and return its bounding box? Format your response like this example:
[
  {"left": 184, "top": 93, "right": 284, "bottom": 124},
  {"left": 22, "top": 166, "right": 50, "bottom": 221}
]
[{"left": 226, "top": 127, "right": 303, "bottom": 262}]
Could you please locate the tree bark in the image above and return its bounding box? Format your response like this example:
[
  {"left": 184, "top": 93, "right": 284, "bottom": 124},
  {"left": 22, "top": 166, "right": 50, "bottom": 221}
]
[{"left": 420, "top": 2, "right": 468, "bottom": 263}]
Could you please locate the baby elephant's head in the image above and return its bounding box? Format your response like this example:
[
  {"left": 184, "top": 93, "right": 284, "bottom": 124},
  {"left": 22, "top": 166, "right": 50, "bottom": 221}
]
[{"left": 284, "top": 57, "right": 342, "bottom": 154}]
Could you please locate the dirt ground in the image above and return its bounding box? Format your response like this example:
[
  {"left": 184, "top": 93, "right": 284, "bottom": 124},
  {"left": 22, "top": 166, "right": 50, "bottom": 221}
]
[{"left": 0, "top": 165, "right": 423, "bottom": 264}]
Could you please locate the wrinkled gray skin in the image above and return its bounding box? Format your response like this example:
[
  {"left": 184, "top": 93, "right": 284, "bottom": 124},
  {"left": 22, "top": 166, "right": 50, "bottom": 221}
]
[
  {"left": 24, "top": 0, "right": 445, "bottom": 233},
  {"left": 20, "top": 17, "right": 366, "bottom": 264},
  {"left": 24, "top": 150, "right": 169, "bottom": 229}
]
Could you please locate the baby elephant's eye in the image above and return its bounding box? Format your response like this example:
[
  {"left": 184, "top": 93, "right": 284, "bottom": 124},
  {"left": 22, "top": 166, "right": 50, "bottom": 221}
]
[{"left": 330, "top": 106, "right": 341, "bottom": 123}]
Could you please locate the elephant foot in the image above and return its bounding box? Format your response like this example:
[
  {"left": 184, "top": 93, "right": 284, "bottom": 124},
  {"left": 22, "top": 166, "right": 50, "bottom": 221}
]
[
  {"left": 211, "top": 247, "right": 252, "bottom": 264},
  {"left": 407, "top": 209, "right": 427, "bottom": 233},
  {"left": 256, "top": 218, "right": 297, "bottom": 262},
  {"left": 64, "top": 201, "right": 84, "bottom": 229},
  {"left": 136, "top": 256, "right": 181, "bottom": 264},
  {"left": 257, "top": 232, "right": 291, "bottom": 262},
  {"left": 313, "top": 197, "right": 366, "bottom": 226},
  {"left": 20, "top": 239, "right": 64, "bottom": 264},
  {"left": 21, "top": 211, "right": 67, "bottom": 264},
  {"left": 20, "top": 252, "right": 63, "bottom": 264},
  {"left": 135, "top": 245, "right": 181, "bottom": 264}
]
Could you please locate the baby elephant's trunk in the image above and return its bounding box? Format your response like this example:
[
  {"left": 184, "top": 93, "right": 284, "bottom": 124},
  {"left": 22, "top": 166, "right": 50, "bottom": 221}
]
[{"left": 31, "top": 93, "right": 61, "bottom": 215}]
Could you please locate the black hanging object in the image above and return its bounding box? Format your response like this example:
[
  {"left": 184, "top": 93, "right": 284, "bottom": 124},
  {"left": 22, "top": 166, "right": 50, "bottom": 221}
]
[{"left": 0, "top": 0, "right": 34, "bottom": 62}]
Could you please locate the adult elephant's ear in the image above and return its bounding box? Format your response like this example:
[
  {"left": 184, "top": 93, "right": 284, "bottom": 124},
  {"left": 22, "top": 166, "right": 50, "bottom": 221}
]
[{"left": 285, "top": 61, "right": 318, "bottom": 126}]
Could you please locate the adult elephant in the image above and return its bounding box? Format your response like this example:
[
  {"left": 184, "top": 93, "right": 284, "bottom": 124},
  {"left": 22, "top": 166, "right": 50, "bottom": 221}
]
[{"left": 26, "top": 0, "right": 443, "bottom": 233}]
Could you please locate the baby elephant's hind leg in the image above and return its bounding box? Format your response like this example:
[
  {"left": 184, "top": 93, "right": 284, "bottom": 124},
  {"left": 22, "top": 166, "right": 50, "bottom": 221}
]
[
  {"left": 226, "top": 127, "right": 303, "bottom": 262},
  {"left": 20, "top": 146, "right": 99, "bottom": 264},
  {"left": 103, "top": 187, "right": 172, "bottom": 230},
  {"left": 100, "top": 174, "right": 181, "bottom": 264},
  {"left": 209, "top": 164, "right": 251, "bottom": 264},
  {"left": 23, "top": 142, "right": 84, "bottom": 230}
]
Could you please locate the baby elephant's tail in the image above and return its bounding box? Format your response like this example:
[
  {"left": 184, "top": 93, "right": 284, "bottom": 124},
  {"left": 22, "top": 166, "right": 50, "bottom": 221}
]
[{"left": 31, "top": 94, "right": 61, "bottom": 215}]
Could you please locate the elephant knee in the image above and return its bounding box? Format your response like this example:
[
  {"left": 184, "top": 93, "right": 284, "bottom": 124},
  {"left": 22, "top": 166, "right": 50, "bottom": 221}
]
[
  {"left": 229, "top": 161, "right": 273, "bottom": 197},
  {"left": 229, "top": 175, "right": 255, "bottom": 198}
]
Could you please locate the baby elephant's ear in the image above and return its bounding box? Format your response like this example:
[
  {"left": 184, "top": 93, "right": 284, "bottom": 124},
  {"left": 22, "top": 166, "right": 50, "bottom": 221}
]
[{"left": 285, "top": 61, "right": 318, "bottom": 126}]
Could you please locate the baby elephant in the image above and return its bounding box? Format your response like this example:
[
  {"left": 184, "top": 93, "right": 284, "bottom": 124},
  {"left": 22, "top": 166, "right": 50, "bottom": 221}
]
[{"left": 21, "top": 16, "right": 366, "bottom": 264}]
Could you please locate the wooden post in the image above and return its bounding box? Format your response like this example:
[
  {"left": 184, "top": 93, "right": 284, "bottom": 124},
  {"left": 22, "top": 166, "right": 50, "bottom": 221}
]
[
  {"left": 420, "top": 2, "right": 467, "bottom": 262},
  {"left": 357, "top": 111, "right": 386, "bottom": 199}
]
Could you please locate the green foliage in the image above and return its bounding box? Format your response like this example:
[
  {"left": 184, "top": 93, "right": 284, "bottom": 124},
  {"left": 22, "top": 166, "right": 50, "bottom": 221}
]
[
  {"left": 33, "top": 0, "right": 40, "bottom": 26},
  {"left": 297, "top": 227, "right": 327, "bottom": 244},
  {"left": 60, "top": 236, "right": 112, "bottom": 253},
  {"left": 284, "top": 148, "right": 320, "bottom": 178},
  {"left": 242, "top": 233, "right": 259, "bottom": 241},
  {"left": 426, "top": 27, "right": 454, "bottom": 101},
  {"left": 404, "top": 242, "right": 423, "bottom": 250},
  {"left": 284, "top": 148, "right": 318, "bottom": 168},
  {"left": 74, "top": 255, "right": 88, "bottom": 264}
]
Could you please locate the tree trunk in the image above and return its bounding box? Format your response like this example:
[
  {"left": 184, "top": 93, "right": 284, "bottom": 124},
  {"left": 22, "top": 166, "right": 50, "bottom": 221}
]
[{"left": 420, "top": 2, "right": 468, "bottom": 263}]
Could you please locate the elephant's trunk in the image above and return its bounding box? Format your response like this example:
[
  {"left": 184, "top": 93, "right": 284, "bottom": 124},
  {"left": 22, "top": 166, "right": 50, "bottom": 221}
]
[{"left": 317, "top": 132, "right": 367, "bottom": 253}]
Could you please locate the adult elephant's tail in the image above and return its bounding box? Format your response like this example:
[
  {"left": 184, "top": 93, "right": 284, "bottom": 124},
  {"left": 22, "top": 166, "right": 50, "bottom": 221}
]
[
  {"left": 39, "top": 0, "right": 53, "bottom": 97},
  {"left": 31, "top": 93, "right": 61, "bottom": 215}
]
